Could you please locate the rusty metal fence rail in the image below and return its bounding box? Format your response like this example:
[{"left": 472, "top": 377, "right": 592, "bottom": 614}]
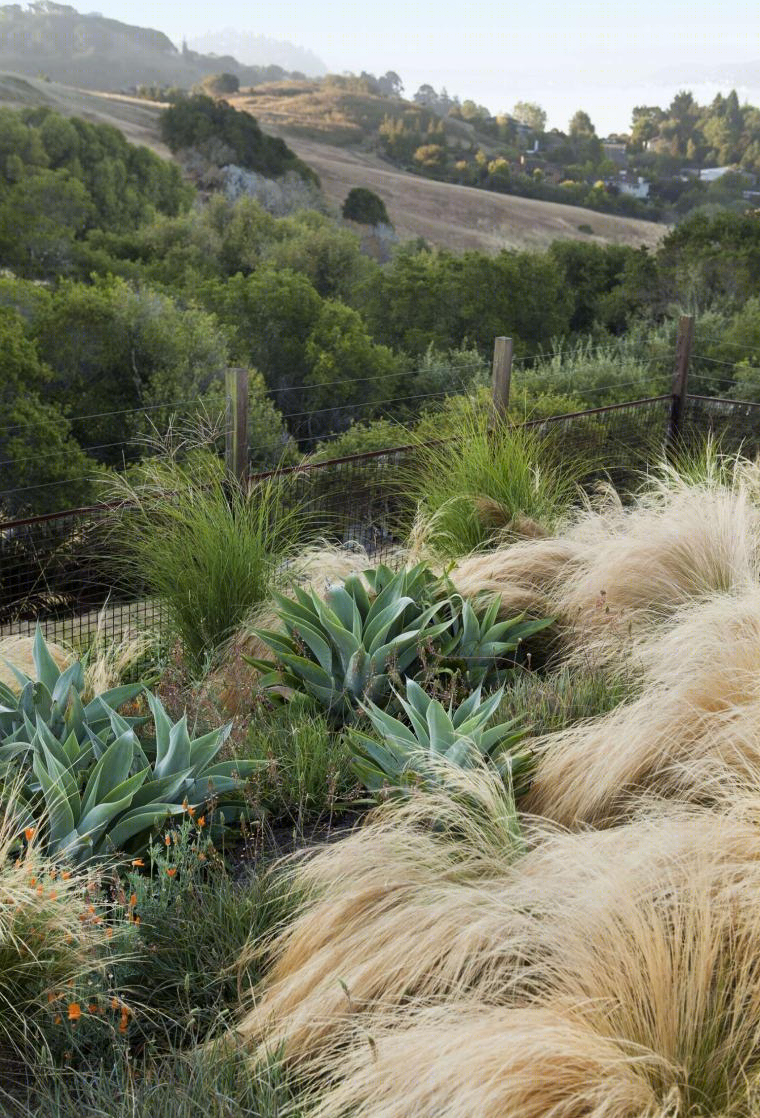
[{"left": 0, "top": 391, "right": 755, "bottom": 649}]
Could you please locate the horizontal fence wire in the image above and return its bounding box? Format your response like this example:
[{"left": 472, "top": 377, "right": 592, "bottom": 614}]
[{"left": 0, "top": 391, "right": 749, "bottom": 655}]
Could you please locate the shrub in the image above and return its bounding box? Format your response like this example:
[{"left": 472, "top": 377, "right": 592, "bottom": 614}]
[
  {"left": 0, "top": 796, "right": 123, "bottom": 1060},
  {"left": 407, "top": 406, "right": 585, "bottom": 558},
  {"left": 106, "top": 447, "right": 305, "bottom": 674},
  {"left": 342, "top": 187, "right": 391, "bottom": 226},
  {"left": 245, "top": 700, "right": 355, "bottom": 829}
]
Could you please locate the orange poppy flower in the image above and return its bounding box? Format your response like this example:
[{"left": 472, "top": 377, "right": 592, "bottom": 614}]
[{"left": 67, "top": 1003, "right": 82, "bottom": 1022}]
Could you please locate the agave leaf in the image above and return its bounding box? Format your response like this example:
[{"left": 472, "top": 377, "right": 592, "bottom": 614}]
[
  {"left": 32, "top": 625, "right": 61, "bottom": 693},
  {"left": 204, "top": 758, "right": 262, "bottom": 780},
  {"left": 426, "top": 700, "right": 455, "bottom": 755},
  {"left": 457, "top": 688, "right": 504, "bottom": 734},
  {"left": 364, "top": 596, "right": 417, "bottom": 654},
  {"left": 323, "top": 584, "right": 362, "bottom": 634},
  {"left": 287, "top": 619, "right": 335, "bottom": 676},
  {"left": 129, "top": 771, "right": 192, "bottom": 810},
  {"left": 276, "top": 652, "right": 334, "bottom": 692},
  {"left": 480, "top": 721, "right": 524, "bottom": 752},
  {"left": 80, "top": 732, "right": 136, "bottom": 819},
  {"left": 315, "top": 612, "right": 361, "bottom": 676},
  {"left": 153, "top": 715, "right": 192, "bottom": 779},
  {"left": 50, "top": 663, "right": 82, "bottom": 709},
  {"left": 33, "top": 751, "right": 76, "bottom": 847},
  {"left": 145, "top": 690, "right": 173, "bottom": 767},
  {"left": 250, "top": 629, "right": 300, "bottom": 660},
  {"left": 95, "top": 682, "right": 145, "bottom": 711},
  {"left": 101, "top": 803, "right": 185, "bottom": 852},
  {"left": 451, "top": 686, "right": 484, "bottom": 728},
  {"left": 343, "top": 574, "right": 371, "bottom": 623},
  {"left": 0, "top": 668, "right": 30, "bottom": 698}
]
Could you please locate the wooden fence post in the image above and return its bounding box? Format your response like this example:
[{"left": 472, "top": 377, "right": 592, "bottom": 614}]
[
  {"left": 667, "top": 315, "right": 694, "bottom": 449},
  {"left": 491, "top": 336, "right": 513, "bottom": 421},
  {"left": 225, "top": 367, "right": 249, "bottom": 485}
]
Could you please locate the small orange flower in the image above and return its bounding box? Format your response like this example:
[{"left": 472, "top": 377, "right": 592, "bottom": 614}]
[
  {"left": 131, "top": 859, "right": 144, "bottom": 867},
  {"left": 47, "top": 992, "right": 56, "bottom": 1004},
  {"left": 67, "top": 1003, "right": 81, "bottom": 1022},
  {"left": 88, "top": 1003, "right": 98, "bottom": 1014},
  {"left": 36, "top": 886, "right": 43, "bottom": 896},
  {"left": 164, "top": 834, "right": 171, "bottom": 846},
  {"left": 129, "top": 893, "right": 137, "bottom": 908},
  {"left": 61, "top": 871, "right": 71, "bottom": 881},
  {"left": 24, "top": 827, "right": 35, "bottom": 842},
  {"left": 111, "top": 997, "right": 120, "bottom": 1010},
  {"left": 29, "top": 876, "right": 37, "bottom": 887},
  {"left": 119, "top": 1010, "right": 129, "bottom": 1034},
  {"left": 54, "top": 1014, "right": 62, "bottom": 1025},
  {"left": 197, "top": 816, "right": 206, "bottom": 828},
  {"left": 166, "top": 867, "right": 177, "bottom": 878},
  {"left": 49, "top": 890, "right": 58, "bottom": 901}
]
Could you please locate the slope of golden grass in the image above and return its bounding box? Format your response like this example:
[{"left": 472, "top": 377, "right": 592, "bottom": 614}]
[
  {"left": 0, "top": 74, "right": 665, "bottom": 253},
  {"left": 265, "top": 133, "right": 666, "bottom": 252}
]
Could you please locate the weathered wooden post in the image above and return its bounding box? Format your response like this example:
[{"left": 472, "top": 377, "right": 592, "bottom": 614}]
[
  {"left": 225, "top": 366, "right": 249, "bottom": 485},
  {"left": 667, "top": 315, "right": 694, "bottom": 449},
  {"left": 491, "top": 336, "right": 513, "bottom": 421}
]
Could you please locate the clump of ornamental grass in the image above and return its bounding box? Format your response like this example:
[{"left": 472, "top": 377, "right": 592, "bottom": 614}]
[
  {"left": 526, "top": 586, "right": 760, "bottom": 826},
  {"left": 552, "top": 457, "right": 760, "bottom": 661},
  {"left": 245, "top": 699, "right": 356, "bottom": 832},
  {"left": 0, "top": 792, "right": 127, "bottom": 1067},
  {"left": 438, "top": 446, "right": 760, "bottom": 662},
  {"left": 236, "top": 758, "right": 526, "bottom": 1061},
  {"left": 105, "top": 435, "right": 305, "bottom": 675},
  {"left": 404, "top": 406, "right": 585, "bottom": 559},
  {"left": 8, "top": 1041, "right": 300, "bottom": 1118},
  {"left": 242, "top": 784, "right": 760, "bottom": 1118}
]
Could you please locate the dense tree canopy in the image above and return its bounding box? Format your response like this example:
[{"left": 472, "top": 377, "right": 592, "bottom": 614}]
[{"left": 159, "top": 95, "right": 318, "bottom": 183}]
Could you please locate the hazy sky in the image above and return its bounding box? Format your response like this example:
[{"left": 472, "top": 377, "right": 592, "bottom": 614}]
[{"left": 88, "top": 0, "right": 760, "bottom": 133}]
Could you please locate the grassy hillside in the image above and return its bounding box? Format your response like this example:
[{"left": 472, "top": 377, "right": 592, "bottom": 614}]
[
  {"left": 250, "top": 132, "right": 666, "bottom": 252},
  {"left": 0, "top": 73, "right": 663, "bottom": 253},
  {"left": 230, "top": 80, "right": 476, "bottom": 147}
]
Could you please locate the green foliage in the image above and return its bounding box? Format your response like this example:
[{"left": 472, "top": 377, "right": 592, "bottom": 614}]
[
  {"left": 0, "top": 624, "right": 143, "bottom": 753},
  {"left": 117, "top": 818, "right": 289, "bottom": 1045},
  {"left": 499, "top": 664, "right": 636, "bottom": 735},
  {"left": 201, "top": 267, "right": 402, "bottom": 442},
  {"left": 433, "top": 595, "right": 552, "bottom": 690},
  {"left": 366, "top": 247, "right": 572, "bottom": 356},
  {"left": 350, "top": 678, "right": 530, "bottom": 799},
  {"left": 244, "top": 700, "right": 355, "bottom": 828},
  {"left": 408, "top": 408, "right": 585, "bottom": 557},
  {"left": 159, "top": 95, "right": 318, "bottom": 183},
  {"left": 0, "top": 107, "right": 191, "bottom": 277},
  {"left": 0, "top": 307, "right": 99, "bottom": 515},
  {"left": 107, "top": 448, "right": 305, "bottom": 673},
  {"left": 0, "top": 630, "right": 260, "bottom": 863},
  {"left": 30, "top": 276, "right": 231, "bottom": 461},
  {"left": 249, "top": 563, "right": 452, "bottom": 722},
  {"left": 342, "top": 186, "right": 391, "bottom": 226},
  {"left": 251, "top": 564, "right": 551, "bottom": 721}
]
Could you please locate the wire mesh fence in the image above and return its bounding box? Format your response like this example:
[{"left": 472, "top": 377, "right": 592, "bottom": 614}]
[{"left": 0, "top": 392, "right": 693, "bottom": 650}]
